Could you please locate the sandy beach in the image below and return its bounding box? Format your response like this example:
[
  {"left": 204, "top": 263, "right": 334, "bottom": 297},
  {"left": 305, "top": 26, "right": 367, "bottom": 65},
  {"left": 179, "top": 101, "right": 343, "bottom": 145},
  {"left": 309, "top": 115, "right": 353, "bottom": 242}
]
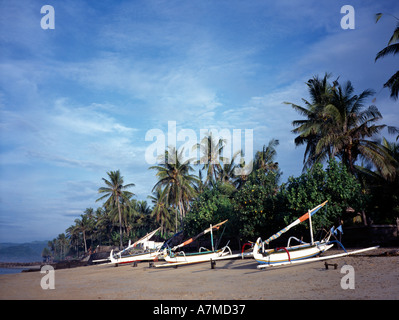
[{"left": 0, "top": 247, "right": 398, "bottom": 300}]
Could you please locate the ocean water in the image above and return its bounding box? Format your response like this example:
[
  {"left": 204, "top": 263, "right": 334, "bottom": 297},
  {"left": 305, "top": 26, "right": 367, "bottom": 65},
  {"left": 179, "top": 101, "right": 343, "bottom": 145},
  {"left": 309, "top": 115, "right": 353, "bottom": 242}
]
[{"left": 0, "top": 267, "right": 26, "bottom": 275}]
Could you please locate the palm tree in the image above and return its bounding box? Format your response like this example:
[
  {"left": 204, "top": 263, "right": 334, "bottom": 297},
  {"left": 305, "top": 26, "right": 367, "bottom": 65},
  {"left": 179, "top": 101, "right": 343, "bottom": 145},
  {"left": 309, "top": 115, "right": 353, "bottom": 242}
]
[
  {"left": 286, "top": 74, "right": 396, "bottom": 179},
  {"left": 47, "top": 240, "right": 56, "bottom": 261},
  {"left": 148, "top": 187, "right": 173, "bottom": 236},
  {"left": 41, "top": 247, "right": 51, "bottom": 263},
  {"left": 375, "top": 13, "right": 399, "bottom": 100},
  {"left": 195, "top": 132, "right": 227, "bottom": 185},
  {"left": 120, "top": 199, "right": 138, "bottom": 239},
  {"left": 84, "top": 208, "right": 95, "bottom": 247},
  {"left": 96, "top": 170, "right": 135, "bottom": 248},
  {"left": 253, "top": 139, "right": 280, "bottom": 172},
  {"left": 216, "top": 150, "right": 239, "bottom": 182},
  {"left": 131, "top": 200, "right": 153, "bottom": 237},
  {"left": 150, "top": 147, "right": 198, "bottom": 232},
  {"left": 233, "top": 159, "right": 253, "bottom": 189},
  {"left": 195, "top": 170, "right": 206, "bottom": 194},
  {"left": 66, "top": 223, "right": 81, "bottom": 257},
  {"left": 94, "top": 207, "right": 113, "bottom": 245},
  {"left": 56, "top": 233, "right": 69, "bottom": 260},
  {"left": 72, "top": 214, "right": 91, "bottom": 253},
  {"left": 320, "top": 81, "right": 389, "bottom": 175},
  {"left": 285, "top": 73, "right": 335, "bottom": 169}
]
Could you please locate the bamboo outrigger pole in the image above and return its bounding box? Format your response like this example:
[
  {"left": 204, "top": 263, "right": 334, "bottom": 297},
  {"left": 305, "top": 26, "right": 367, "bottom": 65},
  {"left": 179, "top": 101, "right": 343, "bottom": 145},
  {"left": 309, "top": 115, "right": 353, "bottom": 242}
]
[
  {"left": 172, "top": 220, "right": 228, "bottom": 251},
  {"left": 263, "top": 201, "right": 328, "bottom": 245}
]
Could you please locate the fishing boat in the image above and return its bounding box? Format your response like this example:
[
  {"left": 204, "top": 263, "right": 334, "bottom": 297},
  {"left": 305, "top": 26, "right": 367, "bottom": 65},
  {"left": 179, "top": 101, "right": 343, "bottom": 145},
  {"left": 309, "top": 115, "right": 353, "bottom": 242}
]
[
  {"left": 156, "top": 220, "right": 233, "bottom": 267},
  {"left": 253, "top": 201, "right": 380, "bottom": 269},
  {"left": 253, "top": 201, "right": 335, "bottom": 267},
  {"left": 109, "top": 227, "right": 163, "bottom": 265}
]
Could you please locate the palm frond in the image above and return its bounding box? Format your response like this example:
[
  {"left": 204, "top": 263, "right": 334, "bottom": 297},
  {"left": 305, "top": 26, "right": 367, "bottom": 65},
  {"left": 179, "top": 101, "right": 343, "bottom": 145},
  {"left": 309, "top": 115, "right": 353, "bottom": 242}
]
[
  {"left": 383, "top": 70, "right": 399, "bottom": 100},
  {"left": 388, "top": 24, "right": 399, "bottom": 45},
  {"left": 375, "top": 43, "right": 399, "bottom": 61},
  {"left": 375, "top": 13, "right": 383, "bottom": 23}
]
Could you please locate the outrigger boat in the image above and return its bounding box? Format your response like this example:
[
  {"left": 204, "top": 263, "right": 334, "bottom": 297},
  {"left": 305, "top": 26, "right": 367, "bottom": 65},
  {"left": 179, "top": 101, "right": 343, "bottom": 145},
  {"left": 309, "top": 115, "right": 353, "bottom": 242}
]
[
  {"left": 253, "top": 201, "right": 334, "bottom": 268},
  {"left": 156, "top": 220, "right": 233, "bottom": 267},
  {"left": 253, "top": 200, "right": 379, "bottom": 269},
  {"left": 109, "top": 227, "right": 163, "bottom": 265}
]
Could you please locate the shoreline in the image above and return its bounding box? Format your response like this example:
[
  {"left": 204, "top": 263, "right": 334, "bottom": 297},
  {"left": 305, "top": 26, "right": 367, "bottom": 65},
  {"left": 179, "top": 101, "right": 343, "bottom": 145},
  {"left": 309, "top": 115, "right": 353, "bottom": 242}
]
[
  {"left": 0, "top": 262, "right": 43, "bottom": 268},
  {"left": 0, "top": 259, "right": 90, "bottom": 273},
  {"left": 0, "top": 247, "right": 398, "bottom": 300}
]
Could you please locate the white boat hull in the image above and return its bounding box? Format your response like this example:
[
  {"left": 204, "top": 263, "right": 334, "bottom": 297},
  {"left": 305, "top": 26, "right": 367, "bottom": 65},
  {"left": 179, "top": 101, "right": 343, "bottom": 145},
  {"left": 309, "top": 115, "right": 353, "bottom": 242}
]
[
  {"left": 109, "top": 249, "right": 161, "bottom": 265},
  {"left": 253, "top": 238, "right": 334, "bottom": 266},
  {"left": 162, "top": 247, "right": 232, "bottom": 265}
]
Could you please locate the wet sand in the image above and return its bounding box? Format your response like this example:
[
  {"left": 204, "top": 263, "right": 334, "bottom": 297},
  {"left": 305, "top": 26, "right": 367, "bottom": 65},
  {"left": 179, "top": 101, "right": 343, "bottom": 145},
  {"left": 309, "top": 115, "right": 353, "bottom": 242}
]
[{"left": 0, "top": 248, "right": 398, "bottom": 300}]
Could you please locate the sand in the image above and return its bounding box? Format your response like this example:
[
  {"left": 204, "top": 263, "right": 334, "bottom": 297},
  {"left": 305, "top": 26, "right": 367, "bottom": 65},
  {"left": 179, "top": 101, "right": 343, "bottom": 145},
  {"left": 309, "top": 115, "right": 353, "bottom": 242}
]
[{"left": 0, "top": 248, "right": 398, "bottom": 300}]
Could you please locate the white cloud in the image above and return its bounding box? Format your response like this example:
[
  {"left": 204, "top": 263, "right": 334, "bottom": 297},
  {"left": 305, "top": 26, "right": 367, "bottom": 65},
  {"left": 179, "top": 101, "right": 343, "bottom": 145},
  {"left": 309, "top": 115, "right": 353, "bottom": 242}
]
[{"left": 51, "top": 99, "right": 137, "bottom": 136}]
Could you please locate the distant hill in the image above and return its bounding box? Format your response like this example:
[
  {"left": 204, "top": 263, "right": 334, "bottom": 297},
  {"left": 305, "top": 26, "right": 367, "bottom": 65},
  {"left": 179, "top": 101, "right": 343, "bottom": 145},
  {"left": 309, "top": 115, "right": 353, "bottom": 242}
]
[{"left": 0, "top": 241, "right": 49, "bottom": 262}]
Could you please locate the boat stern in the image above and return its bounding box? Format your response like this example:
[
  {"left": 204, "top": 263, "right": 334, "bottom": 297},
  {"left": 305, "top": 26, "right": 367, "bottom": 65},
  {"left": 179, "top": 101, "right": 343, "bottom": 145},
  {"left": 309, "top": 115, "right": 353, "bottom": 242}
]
[
  {"left": 109, "top": 249, "right": 117, "bottom": 264},
  {"left": 253, "top": 238, "right": 262, "bottom": 257}
]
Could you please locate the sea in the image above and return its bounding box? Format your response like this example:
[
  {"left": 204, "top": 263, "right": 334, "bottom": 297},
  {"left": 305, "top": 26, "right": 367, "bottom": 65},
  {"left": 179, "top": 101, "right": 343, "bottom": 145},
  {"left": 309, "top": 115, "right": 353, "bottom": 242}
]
[
  {"left": 0, "top": 240, "right": 49, "bottom": 274},
  {"left": 0, "top": 267, "right": 28, "bottom": 275}
]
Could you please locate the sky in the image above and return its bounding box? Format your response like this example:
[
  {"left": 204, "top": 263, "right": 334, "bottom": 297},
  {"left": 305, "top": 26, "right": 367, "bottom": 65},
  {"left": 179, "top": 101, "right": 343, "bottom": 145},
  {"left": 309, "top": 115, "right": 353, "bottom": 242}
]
[{"left": 0, "top": 0, "right": 398, "bottom": 243}]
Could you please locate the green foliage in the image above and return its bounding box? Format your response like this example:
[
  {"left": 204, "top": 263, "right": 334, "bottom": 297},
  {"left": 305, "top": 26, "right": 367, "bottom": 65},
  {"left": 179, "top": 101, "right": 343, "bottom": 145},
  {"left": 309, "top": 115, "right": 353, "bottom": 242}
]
[
  {"left": 232, "top": 180, "right": 282, "bottom": 241},
  {"left": 183, "top": 160, "right": 366, "bottom": 243},
  {"left": 281, "top": 159, "right": 365, "bottom": 229},
  {"left": 184, "top": 169, "right": 284, "bottom": 242},
  {"left": 184, "top": 183, "right": 234, "bottom": 237}
]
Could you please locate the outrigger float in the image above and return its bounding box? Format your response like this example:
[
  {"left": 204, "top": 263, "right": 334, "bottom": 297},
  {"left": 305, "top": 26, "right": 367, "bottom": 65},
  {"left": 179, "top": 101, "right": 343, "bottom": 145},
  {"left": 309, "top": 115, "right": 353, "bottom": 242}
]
[
  {"left": 253, "top": 200, "right": 379, "bottom": 270},
  {"left": 155, "top": 220, "right": 240, "bottom": 268}
]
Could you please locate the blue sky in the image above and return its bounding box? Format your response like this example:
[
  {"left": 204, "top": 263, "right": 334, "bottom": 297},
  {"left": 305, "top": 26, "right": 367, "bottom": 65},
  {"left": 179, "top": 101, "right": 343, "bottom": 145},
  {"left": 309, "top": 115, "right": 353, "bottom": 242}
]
[{"left": 0, "top": 0, "right": 398, "bottom": 243}]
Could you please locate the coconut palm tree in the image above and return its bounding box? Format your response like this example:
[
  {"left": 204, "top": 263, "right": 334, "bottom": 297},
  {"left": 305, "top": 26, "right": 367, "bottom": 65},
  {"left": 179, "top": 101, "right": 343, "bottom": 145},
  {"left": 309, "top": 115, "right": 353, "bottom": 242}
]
[
  {"left": 216, "top": 150, "right": 240, "bottom": 183},
  {"left": 375, "top": 13, "right": 399, "bottom": 100},
  {"left": 319, "top": 81, "right": 390, "bottom": 175},
  {"left": 149, "top": 187, "right": 173, "bottom": 236},
  {"left": 96, "top": 170, "right": 135, "bottom": 248},
  {"left": 150, "top": 147, "right": 198, "bottom": 232},
  {"left": 66, "top": 223, "right": 81, "bottom": 257},
  {"left": 285, "top": 73, "right": 335, "bottom": 169},
  {"left": 253, "top": 139, "right": 280, "bottom": 172},
  {"left": 130, "top": 200, "right": 153, "bottom": 238},
  {"left": 83, "top": 208, "right": 95, "bottom": 246},
  {"left": 93, "top": 207, "right": 109, "bottom": 245},
  {"left": 56, "top": 233, "right": 69, "bottom": 260},
  {"left": 195, "top": 132, "right": 227, "bottom": 185},
  {"left": 72, "top": 214, "right": 91, "bottom": 253},
  {"left": 194, "top": 170, "right": 206, "bottom": 194},
  {"left": 286, "top": 74, "right": 396, "bottom": 179},
  {"left": 48, "top": 239, "right": 57, "bottom": 260}
]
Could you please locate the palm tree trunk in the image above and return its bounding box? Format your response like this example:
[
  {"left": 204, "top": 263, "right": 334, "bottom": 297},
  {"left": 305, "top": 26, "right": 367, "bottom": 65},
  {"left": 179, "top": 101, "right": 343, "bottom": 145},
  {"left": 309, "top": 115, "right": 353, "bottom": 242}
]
[
  {"left": 361, "top": 210, "right": 368, "bottom": 226},
  {"left": 175, "top": 191, "right": 179, "bottom": 233},
  {"left": 179, "top": 199, "right": 184, "bottom": 229},
  {"left": 117, "top": 199, "right": 123, "bottom": 249},
  {"left": 83, "top": 231, "right": 87, "bottom": 253},
  {"left": 174, "top": 204, "right": 178, "bottom": 233},
  {"left": 347, "top": 141, "right": 356, "bottom": 175}
]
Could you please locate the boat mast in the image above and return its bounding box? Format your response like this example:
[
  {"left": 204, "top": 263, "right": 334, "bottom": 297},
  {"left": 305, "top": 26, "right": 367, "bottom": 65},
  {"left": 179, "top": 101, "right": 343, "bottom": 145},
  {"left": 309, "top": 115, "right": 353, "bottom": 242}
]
[{"left": 308, "top": 208, "right": 314, "bottom": 245}]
